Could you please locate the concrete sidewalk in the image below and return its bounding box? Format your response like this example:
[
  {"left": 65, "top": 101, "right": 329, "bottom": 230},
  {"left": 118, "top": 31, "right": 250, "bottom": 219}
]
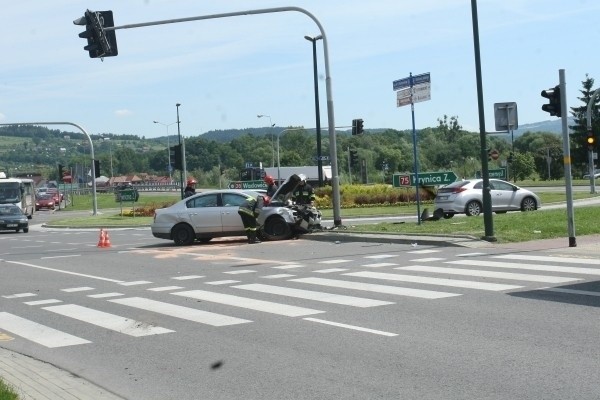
[{"left": 0, "top": 347, "right": 125, "bottom": 400}]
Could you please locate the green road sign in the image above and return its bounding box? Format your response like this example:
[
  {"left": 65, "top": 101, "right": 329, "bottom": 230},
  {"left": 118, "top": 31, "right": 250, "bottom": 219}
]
[
  {"left": 475, "top": 168, "right": 506, "bottom": 179},
  {"left": 228, "top": 180, "right": 268, "bottom": 190},
  {"left": 116, "top": 189, "right": 138, "bottom": 202},
  {"left": 393, "top": 171, "right": 457, "bottom": 187}
]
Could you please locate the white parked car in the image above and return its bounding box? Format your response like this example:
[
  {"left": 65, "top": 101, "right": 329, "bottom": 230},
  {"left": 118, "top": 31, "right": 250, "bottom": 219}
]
[
  {"left": 433, "top": 178, "right": 541, "bottom": 218},
  {"left": 151, "top": 174, "right": 322, "bottom": 245},
  {"left": 582, "top": 171, "right": 600, "bottom": 179}
]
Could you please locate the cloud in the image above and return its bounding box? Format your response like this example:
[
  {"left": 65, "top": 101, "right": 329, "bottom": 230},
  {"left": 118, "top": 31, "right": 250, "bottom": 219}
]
[
  {"left": 0, "top": 113, "right": 5, "bottom": 121},
  {"left": 115, "top": 109, "right": 133, "bottom": 117}
]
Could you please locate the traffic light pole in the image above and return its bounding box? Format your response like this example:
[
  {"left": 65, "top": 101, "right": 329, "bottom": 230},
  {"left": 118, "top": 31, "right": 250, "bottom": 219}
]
[
  {"left": 559, "top": 69, "right": 576, "bottom": 247},
  {"left": 470, "top": 0, "right": 495, "bottom": 241},
  {"left": 586, "top": 88, "right": 600, "bottom": 194}
]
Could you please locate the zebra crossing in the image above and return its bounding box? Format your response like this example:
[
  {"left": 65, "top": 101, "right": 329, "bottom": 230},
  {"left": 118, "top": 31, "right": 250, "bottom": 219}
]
[{"left": 2, "top": 248, "right": 600, "bottom": 346}]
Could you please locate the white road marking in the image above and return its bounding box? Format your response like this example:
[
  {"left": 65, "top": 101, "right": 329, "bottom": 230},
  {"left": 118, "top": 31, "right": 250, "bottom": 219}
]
[
  {"left": 6, "top": 261, "right": 124, "bottom": 283},
  {"left": 147, "top": 286, "right": 184, "bottom": 292},
  {"left": 347, "top": 271, "right": 522, "bottom": 291},
  {"left": 290, "top": 277, "right": 460, "bottom": 299},
  {"left": 233, "top": 283, "right": 394, "bottom": 307},
  {"left": 62, "top": 287, "right": 94, "bottom": 293},
  {"left": 224, "top": 270, "right": 256, "bottom": 274},
  {"left": 314, "top": 268, "right": 348, "bottom": 274},
  {"left": 318, "top": 260, "right": 352, "bottom": 264},
  {"left": 2, "top": 293, "right": 37, "bottom": 299},
  {"left": 260, "top": 274, "right": 296, "bottom": 279},
  {"left": 88, "top": 293, "right": 124, "bottom": 298},
  {"left": 304, "top": 318, "right": 398, "bottom": 337},
  {"left": 401, "top": 265, "right": 578, "bottom": 283},
  {"left": 409, "top": 257, "right": 445, "bottom": 262},
  {"left": 41, "top": 255, "right": 81, "bottom": 260},
  {"left": 407, "top": 249, "right": 440, "bottom": 254},
  {"left": 172, "top": 290, "right": 325, "bottom": 317},
  {"left": 172, "top": 275, "right": 204, "bottom": 280},
  {"left": 272, "top": 265, "right": 305, "bottom": 270},
  {"left": 110, "top": 297, "right": 251, "bottom": 326},
  {"left": 456, "top": 253, "right": 487, "bottom": 257},
  {"left": 119, "top": 281, "right": 153, "bottom": 286},
  {"left": 364, "top": 254, "right": 397, "bottom": 259},
  {"left": 492, "top": 254, "right": 600, "bottom": 265},
  {"left": 448, "top": 259, "right": 600, "bottom": 276},
  {"left": 0, "top": 312, "right": 91, "bottom": 348},
  {"left": 362, "top": 263, "right": 398, "bottom": 268},
  {"left": 205, "top": 280, "right": 239, "bottom": 285},
  {"left": 42, "top": 304, "right": 174, "bottom": 337},
  {"left": 24, "top": 299, "right": 62, "bottom": 306}
]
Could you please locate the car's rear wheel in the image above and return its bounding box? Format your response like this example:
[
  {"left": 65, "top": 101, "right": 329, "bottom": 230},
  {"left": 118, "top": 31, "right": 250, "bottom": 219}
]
[
  {"left": 262, "top": 217, "right": 292, "bottom": 241},
  {"left": 15, "top": 229, "right": 20, "bottom": 233},
  {"left": 465, "top": 200, "right": 482, "bottom": 216},
  {"left": 172, "top": 224, "right": 195, "bottom": 246},
  {"left": 23, "top": 228, "right": 29, "bottom": 233},
  {"left": 521, "top": 196, "right": 537, "bottom": 212}
]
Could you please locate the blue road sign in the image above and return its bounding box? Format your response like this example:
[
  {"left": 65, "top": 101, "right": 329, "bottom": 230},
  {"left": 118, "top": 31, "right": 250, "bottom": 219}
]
[{"left": 393, "top": 72, "right": 431, "bottom": 91}]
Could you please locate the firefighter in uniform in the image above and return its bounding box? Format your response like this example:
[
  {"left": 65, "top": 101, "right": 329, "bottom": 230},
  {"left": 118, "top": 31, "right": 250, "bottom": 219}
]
[
  {"left": 291, "top": 175, "right": 315, "bottom": 206},
  {"left": 184, "top": 179, "right": 197, "bottom": 198},
  {"left": 238, "top": 195, "right": 262, "bottom": 244},
  {"left": 264, "top": 175, "right": 278, "bottom": 197}
]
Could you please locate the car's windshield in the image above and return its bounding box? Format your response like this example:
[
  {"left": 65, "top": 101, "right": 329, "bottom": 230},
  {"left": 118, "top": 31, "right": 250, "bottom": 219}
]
[{"left": 0, "top": 206, "right": 21, "bottom": 216}]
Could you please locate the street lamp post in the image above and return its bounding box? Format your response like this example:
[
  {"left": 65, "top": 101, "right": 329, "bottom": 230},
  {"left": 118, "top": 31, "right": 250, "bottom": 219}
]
[
  {"left": 257, "top": 114, "right": 275, "bottom": 167},
  {"left": 305, "top": 34, "right": 324, "bottom": 187},
  {"left": 176, "top": 103, "right": 184, "bottom": 199},
  {"left": 153, "top": 120, "right": 177, "bottom": 183}
]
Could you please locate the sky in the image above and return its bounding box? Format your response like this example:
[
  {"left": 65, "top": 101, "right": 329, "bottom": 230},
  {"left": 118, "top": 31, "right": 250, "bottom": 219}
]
[{"left": 1, "top": 0, "right": 600, "bottom": 139}]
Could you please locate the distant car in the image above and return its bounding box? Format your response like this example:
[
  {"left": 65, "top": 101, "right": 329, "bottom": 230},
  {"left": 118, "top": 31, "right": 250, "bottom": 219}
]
[
  {"left": 433, "top": 178, "right": 541, "bottom": 218},
  {"left": 151, "top": 174, "right": 322, "bottom": 245},
  {"left": 0, "top": 205, "right": 29, "bottom": 233},
  {"left": 46, "top": 188, "right": 63, "bottom": 203},
  {"left": 582, "top": 172, "right": 600, "bottom": 179},
  {"left": 35, "top": 194, "right": 55, "bottom": 211}
]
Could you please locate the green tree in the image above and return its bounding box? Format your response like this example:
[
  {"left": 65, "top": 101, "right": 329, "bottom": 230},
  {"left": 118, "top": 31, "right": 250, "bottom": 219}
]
[
  {"left": 510, "top": 152, "right": 536, "bottom": 182},
  {"left": 569, "top": 74, "right": 600, "bottom": 175}
]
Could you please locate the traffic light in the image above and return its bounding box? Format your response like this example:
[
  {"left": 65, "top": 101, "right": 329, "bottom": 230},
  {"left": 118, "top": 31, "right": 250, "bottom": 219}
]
[
  {"left": 356, "top": 119, "right": 364, "bottom": 135},
  {"left": 93, "top": 159, "right": 100, "bottom": 178},
  {"left": 349, "top": 149, "right": 359, "bottom": 167},
  {"left": 58, "top": 164, "right": 64, "bottom": 180},
  {"left": 587, "top": 132, "right": 596, "bottom": 151},
  {"left": 74, "top": 10, "right": 118, "bottom": 58},
  {"left": 171, "top": 145, "right": 183, "bottom": 170},
  {"left": 541, "top": 85, "right": 561, "bottom": 117},
  {"left": 351, "top": 119, "right": 364, "bottom": 135}
]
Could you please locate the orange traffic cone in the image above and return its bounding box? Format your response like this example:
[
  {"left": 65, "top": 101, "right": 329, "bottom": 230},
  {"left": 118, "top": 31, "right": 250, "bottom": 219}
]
[
  {"left": 103, "top": 230, "right": 112, "bottom": 248},
  {"left": 97, "top": 229, "right": 106, "bottom": 247}
]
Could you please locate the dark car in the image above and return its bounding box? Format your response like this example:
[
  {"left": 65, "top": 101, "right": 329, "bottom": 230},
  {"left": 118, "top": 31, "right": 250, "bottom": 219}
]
[
  {"left": 0, "top": 205, "right": 29, "bottom": 233},
  {"left": 36, "top": 194, "right": 56, "bottom": 211}
]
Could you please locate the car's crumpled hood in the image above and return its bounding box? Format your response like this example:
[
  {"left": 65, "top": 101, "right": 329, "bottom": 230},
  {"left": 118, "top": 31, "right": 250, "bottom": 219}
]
[{"left": 269, "top": 174, "right": 301, "bottom": 205}]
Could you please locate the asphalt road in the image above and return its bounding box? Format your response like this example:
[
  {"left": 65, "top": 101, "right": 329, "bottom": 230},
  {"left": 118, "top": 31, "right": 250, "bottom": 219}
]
[{"left": 1, "top": 225, "right": 600, "bottom": 399}]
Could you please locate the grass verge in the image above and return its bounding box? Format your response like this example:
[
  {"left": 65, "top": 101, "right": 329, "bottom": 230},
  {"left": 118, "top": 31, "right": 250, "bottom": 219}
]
[{"left": 0, "top": 378, "right": 19, "bottom": 400}]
